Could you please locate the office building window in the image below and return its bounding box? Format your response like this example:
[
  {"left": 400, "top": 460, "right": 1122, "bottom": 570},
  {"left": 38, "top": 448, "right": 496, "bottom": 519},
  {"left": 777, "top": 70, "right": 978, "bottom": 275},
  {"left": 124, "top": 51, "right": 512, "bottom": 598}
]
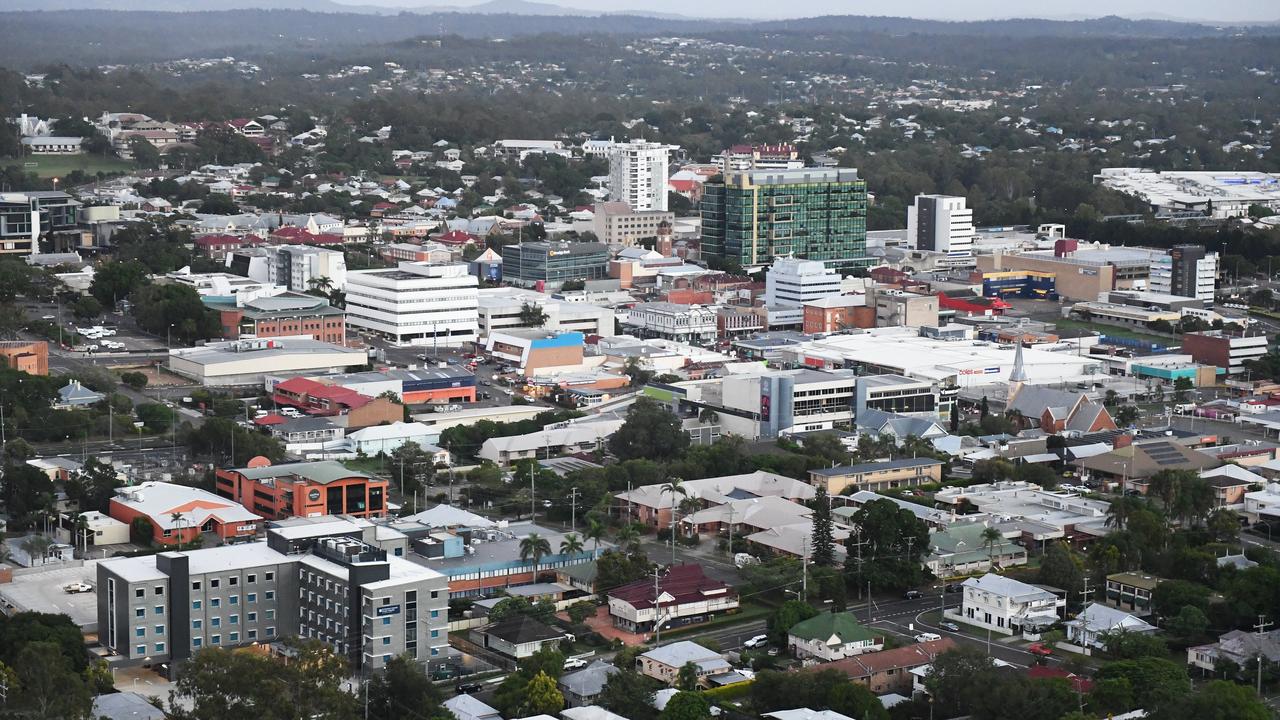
[
  {"left": 230, "top": 596, "right": 239, "bottom": 606},
  {"left": 193, "top": 637, "right": 202, "bottom": 648},
  {"left": 229, "top": 577, "right": 238, "bottom": 586},
  {"left": 155, "top": 606, "right": 164, "bottom": 616},
  {"left": 192, "top": 581, "right": 201, "bottom": 591},
  {"left": 154, "top": 586, "right": 164, "bottom": 596},
  {"left": 154, "top": 643, "right": 165, "bottom": 653},
  {"left": 211, "top": 599, "right": 220, "bottom": 608},
  {"left": 247, "top": 593, "right": 256, "bottom": 603},
  {"left": 192, "top": 600, "right": 202, "bottom": 610},
  {"left": 265, "top": 572, "right": 274, "bottom": 581},
  {"left": 382, "top": 637, "right": 391, "bottom": 646},
  {"left": 211, "top": 635, "right": 220, "bottom": 646},
  {"left": 211, "top": 618, "right": 221, "bottom": 628},
  {"left": 193, "top": 620, "right": 202, "bottom": 630},
  {"left": 229, "top": 632, "right": 239, "bottom": 642},
  {"left": 155, "top": 625, "right": 164, "bottom": 636},
  {"left": 135, "top": 608, "right": 145, "bottom": 618},
  {"left": 265, "top": 591, "right": 275, "bottom": 600},
  {"left": 135, "top": 628, "right": 145, "bottom": 637},
  {"left": 248, "top": 630, "right": 257, "bottom": 640},
  {"left": 247, "top": 574, "right": 256, "bottom": 584},
  {"left": 248, "top": 612, "right": 256, "bottom": 622},
  {"left": 230, "top": 615, "right": 238, "bottom": 625},
  {"left": 135, "top": 589, "right": 144, "bottom": 599},
  {"left": 210, "top": 579, "right": 219, "bottom": 589},
  {"left": 135, "top": 645, "right": 146, "bottom": 655}
]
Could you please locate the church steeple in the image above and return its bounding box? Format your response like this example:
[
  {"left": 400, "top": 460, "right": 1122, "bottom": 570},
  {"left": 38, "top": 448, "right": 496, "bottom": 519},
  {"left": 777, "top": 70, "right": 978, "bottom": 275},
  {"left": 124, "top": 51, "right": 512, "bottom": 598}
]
[{"left": 1009, "top": 342, "right": 1028, "bottom": 383}]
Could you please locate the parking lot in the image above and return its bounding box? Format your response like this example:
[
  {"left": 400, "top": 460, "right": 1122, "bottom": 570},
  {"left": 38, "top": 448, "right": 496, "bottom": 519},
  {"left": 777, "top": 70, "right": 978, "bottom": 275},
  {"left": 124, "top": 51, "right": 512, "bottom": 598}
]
[{"left": 1, "top": 561, "right": 101, "bottom": 628}]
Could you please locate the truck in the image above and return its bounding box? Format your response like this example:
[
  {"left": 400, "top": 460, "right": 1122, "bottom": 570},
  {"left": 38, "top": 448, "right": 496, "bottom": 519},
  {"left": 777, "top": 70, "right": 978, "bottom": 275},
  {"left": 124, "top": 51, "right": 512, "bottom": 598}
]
[{"left": 734, "top": 553, "right": 759, "bottom": 568}]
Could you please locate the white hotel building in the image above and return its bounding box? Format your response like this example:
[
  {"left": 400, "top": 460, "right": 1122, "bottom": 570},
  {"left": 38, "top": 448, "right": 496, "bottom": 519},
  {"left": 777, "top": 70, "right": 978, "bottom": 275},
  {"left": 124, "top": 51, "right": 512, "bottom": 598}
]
[
  {"left": 608, "top": 139, "right": 677, "bottom": 212},
  {"left": 345, "top": 262, "right": 478, "bottom": 347},
  {"left": 764, "top": 256, "right": 843, "bottom": 308},
  {"left": 907, "top": 194, "right": 975, "bottom": 265}
]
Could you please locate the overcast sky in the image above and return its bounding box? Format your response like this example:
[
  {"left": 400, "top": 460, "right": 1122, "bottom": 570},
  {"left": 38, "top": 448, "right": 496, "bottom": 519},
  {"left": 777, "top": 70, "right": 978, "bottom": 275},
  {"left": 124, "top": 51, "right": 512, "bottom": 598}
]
[{"left": 338, "top": 0, "right": 1279, "bottom": 23}]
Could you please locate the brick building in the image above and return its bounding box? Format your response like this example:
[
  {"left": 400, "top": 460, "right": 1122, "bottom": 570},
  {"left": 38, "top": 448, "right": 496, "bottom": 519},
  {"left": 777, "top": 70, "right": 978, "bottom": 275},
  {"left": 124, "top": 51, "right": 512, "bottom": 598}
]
[
  {"left": 209, "top": 293, "right": 345, "bottom": 344},
  {"left": 0, "top": 340, "right": 48, "bottom": 375},
  {"left": 214, "top": 459, "right": 388, "bottom": 520}
]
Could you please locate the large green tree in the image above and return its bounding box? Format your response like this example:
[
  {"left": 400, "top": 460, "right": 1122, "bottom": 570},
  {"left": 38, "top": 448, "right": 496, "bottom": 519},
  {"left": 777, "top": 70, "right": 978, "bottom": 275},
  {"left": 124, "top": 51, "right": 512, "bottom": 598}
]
[
  {"left": 366, "top": 655, "right": 445, "bottom": 720},
  {"left": 168, "top": 641, "right": 358, "bottom": 720},
  {"left": 607, "top": 397, "right": 690, "bottom": 461},
  {"left": 89, "top": 260, "right": 150, "bottom": 306},
  {"left": 660, "top": 691, "right": 710, "bottom": 720},
  {"left": 844, "top": 498, "right": 931, "bottom": 591},
  {"left": 811, "top": 484, "right": 835, "bottom": 566}
]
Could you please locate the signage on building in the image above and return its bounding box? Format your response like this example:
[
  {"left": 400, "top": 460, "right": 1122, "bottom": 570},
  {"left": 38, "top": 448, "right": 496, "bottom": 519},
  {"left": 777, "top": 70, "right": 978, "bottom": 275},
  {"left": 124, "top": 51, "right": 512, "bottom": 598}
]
[
  {"left": 308, "top": 489, "right": 321, "bottom": 502},
  {"left": 547, "top": 250, "right": 570, "bottom": 257},
  {"left": 959, "top": 367, "right": 1001, "bottom": 376},
  {"left": 377, "top": 604, "right": 401, "bottom": 617}
]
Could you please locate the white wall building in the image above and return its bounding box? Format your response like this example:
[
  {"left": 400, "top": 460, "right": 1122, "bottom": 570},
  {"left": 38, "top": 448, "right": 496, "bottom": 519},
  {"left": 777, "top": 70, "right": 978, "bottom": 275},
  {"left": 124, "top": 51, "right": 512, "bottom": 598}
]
[
  {"left": 345, "top": 262, "right": 478, "bottom": 347},
  {"left": 622, "top": 302, "right": 717, "bottom": 344},
  {"left": 476, "top": 287, "right": 616, "bottom": 339},
  {"left": 235, "top": 245, "right": 348, "bottom": 292},
  {"left": 764, "top": 256, "right": 843, "bottom": 308},
  {"left": 957, "top": 573, "right": 1065, "bottom": 637},
  {"left": 608, "top": 139, "right": 677, "bottom": 212},
  {"left": 1148, "top": 247, "right": 1218, "bottom": 301},
  {"left": 907, "top": 194, "right": 974, "bottom": 263}
]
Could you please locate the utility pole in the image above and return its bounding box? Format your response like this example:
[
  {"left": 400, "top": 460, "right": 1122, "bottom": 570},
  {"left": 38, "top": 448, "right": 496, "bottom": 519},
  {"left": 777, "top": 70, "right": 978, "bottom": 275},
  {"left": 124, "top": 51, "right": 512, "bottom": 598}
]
[
  {"left": 530, "top": 457, "right": 536, "bottom": 521},
  {"left": 569, "top": 486, "right": 580, "bottom": 532},
  {"left": 1079, "top": 576, "right": 1094, "bottom": 608},
  {"left": 726, "top": 504, "right": 735, "bottom": 557},
  {"left": 1256, "top": 614, "right": 1273, "bottom": 697},
  {"left": 801, "top": 535, "right": 810, "bottom": 600},
  {"left": 653, "top": 567, "right": 663, "bottom": 644}
]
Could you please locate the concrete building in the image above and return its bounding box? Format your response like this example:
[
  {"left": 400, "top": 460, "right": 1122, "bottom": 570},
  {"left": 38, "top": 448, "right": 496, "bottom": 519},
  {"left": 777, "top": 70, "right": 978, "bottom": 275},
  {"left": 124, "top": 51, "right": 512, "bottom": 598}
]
[
  {"left": 484, "top": 329, "right": 585, "bottom": 377},
  {"left": 700, "top": 167, "right": 869, "bottom": 271},
  {"left": 1181, "top": 330, "right": 1268, "bottom": 376},
  {"left": 715, "top": 368, "right": 859, "bottom": 437},
  {"left": 207, "top": 292, "right": 345, "bottom": 344},
  {"left": 854, "top": 374, "right": 942, "bottom": 419},
  {"left": 1094, "top": 168, "right": 1280, "bottom": 219},
  {"left": 345, "top": 262, "right": 478, "bottom": 348},
  {"left": 109, "top": 482, "right": 263, "bottom": 547},
  {"left": 80, "top": 510, "right": 130, "bottom": 546},
  {"left": 906, "top": 194, "right": 974, "bottom": 264},
  {"left": 0, "top": 340, "right": 48, "bottom": 375},
  {"left": 765, "top": 256, "right": 843, "bottom": 308},
  {"left": 96, "top": 527, "right": 449, "bottom": 673},
  {"left": 239, "top": 244, "right": 348, "bottom": 293},
  {"left": 167, "top": 337, "right": 368, "bottom": 387},
  {"left": 718, "top": 143, "right": 804, "bottom": 173},
  {"left": 591, "top": 202, "right": 675, "bottom": 247},
  {"left": 808, "top": 458, "right": 944, "bottom": 495},
  {"left": 501, "top": 241, "right": 609, "bottom": 289},
  {"left": 0, "top": 191, "right": 79, "bottom": 255},
  {"left": 608, "top": 139, "right": 677, "bottom": 212},
  {"left": 872, "top": 289, "right": 938, "bottom": 328},
  {"left": 622, "top": 302, "right": 717, "bottom": 344},
  {"left": 476, "top": 288, "right": 616, "bottom": 339},
  {"left": 214, "top": 460, "right": 389, "bottom": 521},
  {"left": 1149, "top": 245, "right": 1217, "bottom": 300},
  {"left": 977, "top": 243, "right": 1163, "bottom": 302}
]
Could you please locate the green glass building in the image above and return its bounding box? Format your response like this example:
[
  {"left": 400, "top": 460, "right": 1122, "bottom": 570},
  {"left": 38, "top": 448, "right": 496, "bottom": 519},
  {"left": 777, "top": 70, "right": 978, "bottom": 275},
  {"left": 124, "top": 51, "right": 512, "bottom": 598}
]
[{"left": 700, "top": 168, "right": 869, "bottom": 271}]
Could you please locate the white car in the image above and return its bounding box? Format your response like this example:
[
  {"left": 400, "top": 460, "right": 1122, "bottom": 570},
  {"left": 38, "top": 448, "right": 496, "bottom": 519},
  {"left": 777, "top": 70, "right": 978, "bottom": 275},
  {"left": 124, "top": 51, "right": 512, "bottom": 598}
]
[
  {"left": 63, "top": 582, "right": 93, "bottom": 594},
  {"left": 743, "top": 634, "right": 769, "bottom": 649},
  {"left": 914, "top": 632, "right": 942, "bottom": 643},
  {"left": 563, "top": 658, "right": 589, "bottom": 670}
]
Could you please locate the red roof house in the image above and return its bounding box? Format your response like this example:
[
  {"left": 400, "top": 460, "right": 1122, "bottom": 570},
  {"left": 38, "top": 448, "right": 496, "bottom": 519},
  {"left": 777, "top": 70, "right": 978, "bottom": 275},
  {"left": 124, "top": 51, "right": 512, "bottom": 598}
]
[{"left": 606, "top": 564, "right": 739, "bottom": 633}]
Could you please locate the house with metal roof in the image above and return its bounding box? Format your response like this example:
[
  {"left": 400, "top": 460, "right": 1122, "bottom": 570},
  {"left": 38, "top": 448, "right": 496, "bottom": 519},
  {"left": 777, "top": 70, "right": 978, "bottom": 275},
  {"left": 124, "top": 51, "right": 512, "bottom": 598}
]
[
  {"left": 637, "top": 641, "right": 731, "bottom": 686},
  {"left": 925, "top": 523, "right": 1028, "bottom": 577},
  {"left": 444, "top": 694, "right": 502, "bottom": 720},
  {"left": 1064, "top": 602, "right": 1156, "bottom": 649},
  {"left": 109, "top": 481, "right": 262, "bottom": 547},
  {"left": 786, "top": 612, "right": 885, "bottom": 661},
  {"left": 473, "top": 615, "right": 570, "bottom": 659},
  {"left": 617, "top": 470, "right": 815, "bottom": 530},
  {"left": 608, "top": 564, "right": 738, "bottom": 634},
  {"left": 808, "top": 458, "right": 944, "bottom": 495},
  {"left": 560, "top": 660, "right": 620, "bottom": 707},
  {"left": 956, "top": 573, "right": 1064, "bottom": 637}
]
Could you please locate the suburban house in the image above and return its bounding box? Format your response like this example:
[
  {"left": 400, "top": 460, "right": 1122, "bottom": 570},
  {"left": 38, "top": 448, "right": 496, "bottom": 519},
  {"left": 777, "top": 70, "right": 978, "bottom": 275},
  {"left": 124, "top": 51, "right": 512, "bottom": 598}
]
[
  {"left": 1064, "top": 603, "right": 1157, "bottom": 650},
  {"left": 608, "top": 564, "right": 739, "bottom": 633},
  {"left": 636, "top": 641, "right": 732, "bottom": 687},
  {"left": 787, "top": 612, "right": 885, "bottom": 661},
  {"left": 925, "top": 523, "right": 1029, "bottom": 577},
  {"left": 443, "top": 695, "right": 502, "bottom": 720},
  {"left": 616, "top": 471, "right": 815, "bottom": 530},
  {"left": 1200, "top": 465, "right": 1262, "bottom": 508},
  {"left": 815, "top": 638, "right": 956, "bottom": 694},
  {"left": 680, "top": 495, "right": 812, "bottom": 537},
  {"left": 559, "top": 660, "right": 620, "bottom": 707},
  {"left": 808, "top": 459, "right": 943, "bottom": 495},
  {"left": 108, "top": 481, "right": 262, "bottom": 546},
  {"left": 1104, "top": 572, "right": 1162, "bottom": 615},
  {"left": 957, "top": 573, "right": 1065, "bottom": 636},
  {"left": 1072, "top": 438, "right": 1220, "bottom": 490},
  {"left": 1189, "top": 629, "right": 1280, "bottom": 672},
  {"left": 473, "top": 616, "right": 569, "bottom": 659}
]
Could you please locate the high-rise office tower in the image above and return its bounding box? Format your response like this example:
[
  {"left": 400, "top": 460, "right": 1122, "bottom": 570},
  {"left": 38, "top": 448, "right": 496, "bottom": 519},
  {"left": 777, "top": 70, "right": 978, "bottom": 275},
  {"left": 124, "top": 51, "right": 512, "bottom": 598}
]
[
  {"left": 906, "top": 194, "right": 975, "bottom": 264},
  {"left": 1149, "top": 244, "right": 1218, "bottom": 300},
  {"left": 700, "top": 167, "right": 869, "bottom": 271}
]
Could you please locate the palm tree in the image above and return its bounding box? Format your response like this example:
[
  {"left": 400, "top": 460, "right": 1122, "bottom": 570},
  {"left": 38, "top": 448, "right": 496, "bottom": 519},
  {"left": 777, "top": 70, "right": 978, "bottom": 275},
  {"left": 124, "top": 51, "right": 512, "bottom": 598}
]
[
  {"left": 1175, "top": 478, "right": 1215, "bottom": 528},
  {"left": 20, "top": 535, "right": 52, "bottom": 566},
  {"left": 1105, "top": 496, "right": 1138, "bottom": 530},
  {"left": 616, "top": 523, "right": 641, "bottom": 551},
  {"left": 980, "top": 527, "right": 1004, "bottom": 568},
  {"left": 661, "top": 478, "right": 688, "bottom": 564},
  {"left": 519, "top": 533, "right": 552, "bottom": 580},
  {"left": 170, "top": 511, "right": 186, "bottom": 552},
  {"left": 585, "top": 519, "right": 606, "bottom": 557},
  {"left": 560, "top": 533, "right": 584, "bottom": 556}
]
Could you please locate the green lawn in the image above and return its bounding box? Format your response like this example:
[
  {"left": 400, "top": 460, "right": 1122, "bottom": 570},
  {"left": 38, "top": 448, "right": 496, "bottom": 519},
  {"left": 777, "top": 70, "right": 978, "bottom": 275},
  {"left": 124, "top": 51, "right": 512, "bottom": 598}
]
[
  {"left": 10, "top": 154, "right": 135, "bottom": 179},
  {"left": 1052, "top": 317, "right": 1172, "bottom": 345}
]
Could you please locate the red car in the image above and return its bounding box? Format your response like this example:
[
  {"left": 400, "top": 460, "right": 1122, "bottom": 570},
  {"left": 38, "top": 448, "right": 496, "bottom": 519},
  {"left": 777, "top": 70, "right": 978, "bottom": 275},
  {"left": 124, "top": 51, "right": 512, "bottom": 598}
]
[{"left": 1028, "top": 643, "right": 1053, "bottom": 657}]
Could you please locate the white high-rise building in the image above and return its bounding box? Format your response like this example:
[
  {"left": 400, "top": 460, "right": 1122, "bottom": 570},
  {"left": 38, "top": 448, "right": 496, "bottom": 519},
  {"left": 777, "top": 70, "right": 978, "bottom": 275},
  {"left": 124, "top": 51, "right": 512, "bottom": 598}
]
[
  {"left": 228, "top": 245, "right": 348, "bottom": 292},
  {"left": 907, "top": 195, "right": 975, "bottom": 264},
  {"left": 608, "top": 139, "right": 677, "bottom": 212},
  {"left": 1149, "top": 245, "right": 1218, "bottom": 301},
  {"left": 764, "top": 256, "right": 843, "bottom": 308},
  {"left": 344, "top": 262, "right": 478, "bottom": 347}
]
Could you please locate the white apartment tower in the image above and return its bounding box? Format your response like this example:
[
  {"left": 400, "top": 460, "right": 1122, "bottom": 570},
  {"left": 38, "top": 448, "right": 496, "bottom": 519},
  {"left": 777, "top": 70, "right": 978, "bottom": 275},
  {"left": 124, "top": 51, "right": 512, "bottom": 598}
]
[
  {"left": 764, "top": 256, "right": 843, "bottom": 308},
  {"left": 608, "top": 139, "right": 677, "bottom": 212},
  {"left": 907, "top": 195, "right": 975, "bottom": 263},
  {"left": 344, "top": 262, "right": 478, "bottom": 347},
  {"left": 1149, "top": 245, "right": 1218, "bottom": 301}
]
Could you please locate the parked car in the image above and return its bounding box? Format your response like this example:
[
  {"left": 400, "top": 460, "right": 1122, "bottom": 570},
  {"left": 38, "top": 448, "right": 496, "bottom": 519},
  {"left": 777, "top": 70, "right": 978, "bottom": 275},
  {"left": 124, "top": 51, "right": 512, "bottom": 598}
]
[
  {"left": 63, "top": 582, "right": 93, "bottom": 594},
  {"left": 914, "top": 632, "right": 941, "bottom": 643},
  {"left": 455, "top": 682, "right": 483, "bottom": 695},
  {"left": 1028, "top": 643, "right": 1053, "bottom": 657},
  {"left": 945, "top": 583, "right": 963, "bottom": 593},
  {"left": 743, "top": 634, "right": 769, "bottom": 649},
  {"left": 940, "top": 621, "right": 961, "bottom": 632},
  {"left": 563, "top": 658, "right": 589, "bottom": 670}
]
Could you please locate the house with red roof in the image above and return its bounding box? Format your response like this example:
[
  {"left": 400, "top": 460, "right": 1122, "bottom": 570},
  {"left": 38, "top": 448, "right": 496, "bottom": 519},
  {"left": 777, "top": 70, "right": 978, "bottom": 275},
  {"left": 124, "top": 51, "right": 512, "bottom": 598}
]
[
  {"left": 817, "top": 638, "right": 957, "bottom": 695},
  {"left": 271, "top": 377, "right": 403, "bottom": 429},
  {"left": 268, "top": 226, "right": 344, "bottom": 246},
  {"left": 606, "top": 564, "right": 738, "bottom": 633},
  {"left": 434, "top": 229, "right": 480, "bottom": 246},
  {"left": 226, "top": 118, "right": 265, "bottom": 138},
  {"left": 195, "top": 233, "right": 264, "bottom": 259}
]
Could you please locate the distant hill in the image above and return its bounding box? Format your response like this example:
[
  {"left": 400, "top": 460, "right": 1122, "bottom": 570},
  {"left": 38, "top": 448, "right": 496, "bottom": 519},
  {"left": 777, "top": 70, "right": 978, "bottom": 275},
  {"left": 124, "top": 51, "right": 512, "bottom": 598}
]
[
  {"left": 752, "top": 14, "right": 1276, "bottom": 38},
  {"left": 0, "top": 0, "right": 701, "bottom": 18}
]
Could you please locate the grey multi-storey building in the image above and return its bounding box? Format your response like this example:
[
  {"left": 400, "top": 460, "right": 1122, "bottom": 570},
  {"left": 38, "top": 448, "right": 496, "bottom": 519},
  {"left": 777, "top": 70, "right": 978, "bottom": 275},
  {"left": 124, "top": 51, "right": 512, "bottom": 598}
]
[{"left": 97, "top": 523, "right": 448, "bottom": 676}]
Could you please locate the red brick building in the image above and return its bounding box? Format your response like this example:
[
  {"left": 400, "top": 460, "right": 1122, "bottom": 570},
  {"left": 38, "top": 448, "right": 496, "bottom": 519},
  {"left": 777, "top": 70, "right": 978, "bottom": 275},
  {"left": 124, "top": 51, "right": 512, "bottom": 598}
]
[
  {"left": 0, "top": 340, "right": 48, "bottom": 375},
  {"left": 209, "top": 292, "right": 345, "bottom": 344},
  {"left": 109, "top": 481, "right": 263, "bottom": 546},
  {"left": 802, "top": 297, "right": 872, "bottom": 334},
  {"left": 214, "top": 459, "right": 388, "bottom": 520},
  {"left": 272, "top": 377, "right": 404, "bottom": 428}
]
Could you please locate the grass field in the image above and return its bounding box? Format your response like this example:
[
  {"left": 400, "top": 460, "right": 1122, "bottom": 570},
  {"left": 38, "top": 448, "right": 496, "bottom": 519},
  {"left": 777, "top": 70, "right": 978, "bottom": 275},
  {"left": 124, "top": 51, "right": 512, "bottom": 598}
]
[
  {"left": 9, "top": 154, "right": 135, "bottom": 179},
  {"left": 1051, "top": 317, "right": 1172, "bottom": 345}
]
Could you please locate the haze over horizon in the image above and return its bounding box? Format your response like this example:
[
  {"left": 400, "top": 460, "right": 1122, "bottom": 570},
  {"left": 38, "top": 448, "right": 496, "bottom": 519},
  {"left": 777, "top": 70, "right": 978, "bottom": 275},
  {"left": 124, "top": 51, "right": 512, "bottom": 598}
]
[{"left": 325, "top": 0, "right": 1280, "bottom": 23}]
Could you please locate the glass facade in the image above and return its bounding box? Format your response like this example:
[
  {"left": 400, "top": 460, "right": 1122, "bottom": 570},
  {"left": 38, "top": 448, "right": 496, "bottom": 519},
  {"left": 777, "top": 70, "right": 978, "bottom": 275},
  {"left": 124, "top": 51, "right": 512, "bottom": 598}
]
[
  {"left": 501, "top": 242, "right": 609, "bottom": 286},
  {"left": 700, "top": 169, "right": 869, "bottom": 270}
]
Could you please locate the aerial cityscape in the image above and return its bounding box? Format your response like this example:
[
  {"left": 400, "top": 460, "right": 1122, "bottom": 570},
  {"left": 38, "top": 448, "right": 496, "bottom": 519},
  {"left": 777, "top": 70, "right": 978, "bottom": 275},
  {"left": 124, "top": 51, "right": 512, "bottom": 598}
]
[{"left": 1, "top": 2, "right": 1280, "bottom": 719}]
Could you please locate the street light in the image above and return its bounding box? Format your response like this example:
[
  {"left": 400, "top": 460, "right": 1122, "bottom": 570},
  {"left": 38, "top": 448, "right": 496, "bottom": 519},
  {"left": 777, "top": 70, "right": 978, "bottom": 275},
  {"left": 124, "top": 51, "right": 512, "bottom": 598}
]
[{"left": 134, "top": 421, "right": 145, "bottom": 455}]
